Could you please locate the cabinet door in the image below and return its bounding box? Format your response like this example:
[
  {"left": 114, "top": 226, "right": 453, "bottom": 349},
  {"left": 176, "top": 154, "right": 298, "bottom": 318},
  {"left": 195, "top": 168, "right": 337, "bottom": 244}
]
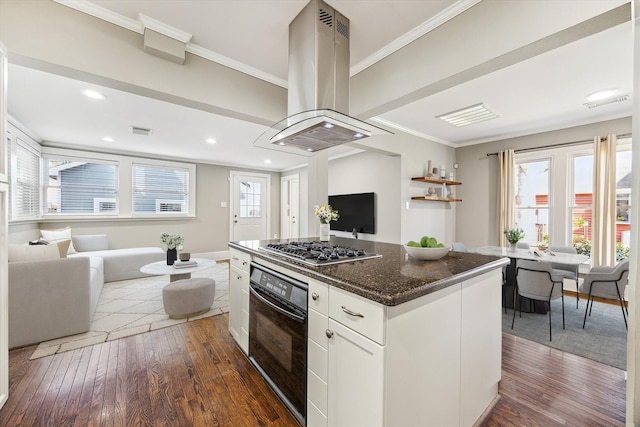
[
  {"left": 327, "top": 319, "right": 384, "bottom": 427},
  {"left": 229, "top": 265, "right": 249, "bottom": 354}
]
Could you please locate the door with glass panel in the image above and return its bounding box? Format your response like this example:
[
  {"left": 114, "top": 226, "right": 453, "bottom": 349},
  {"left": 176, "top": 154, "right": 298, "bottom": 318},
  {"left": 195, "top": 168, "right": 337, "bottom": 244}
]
[{"left": 230, "top": 172, "right": 270, "bottom": 241}]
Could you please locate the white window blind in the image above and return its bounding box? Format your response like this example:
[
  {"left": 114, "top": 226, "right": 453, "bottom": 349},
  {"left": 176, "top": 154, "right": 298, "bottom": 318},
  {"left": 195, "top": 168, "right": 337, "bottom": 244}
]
[
  {"left": 133, "top": 163, "right": 189, "bottom": 215},
  {"left": 9, "top": 137, "right": 41, "bottom": 220},
  {"left": 44, "top": 156, "right": 118, "bottom": 214}
]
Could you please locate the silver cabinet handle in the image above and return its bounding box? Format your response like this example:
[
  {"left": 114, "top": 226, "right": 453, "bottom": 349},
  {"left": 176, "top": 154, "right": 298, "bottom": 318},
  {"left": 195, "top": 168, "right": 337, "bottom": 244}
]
[
  {"left": 232, "top": 256, "right": 239, "bottom": 261},
  {"left": 341, "top": 306, "right": 364, "bottom": 318},
  {"left": 242, "top": 260, "right": 247, "bottom": 265},
  {"left": 235, "top": 274, "right": 241, "bottom": 280},
  {"left": 325, "top": 329, "right": 334, "bottom": 338},
  {"left": 312, "top": 292, "right": 319, "bottom": 301}
]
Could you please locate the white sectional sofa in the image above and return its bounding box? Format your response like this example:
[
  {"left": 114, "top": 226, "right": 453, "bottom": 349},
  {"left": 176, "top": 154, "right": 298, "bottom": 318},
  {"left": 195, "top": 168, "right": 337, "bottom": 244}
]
[
  {"left": 8, "top": 234, "right": 164, "bottom": 349},
  {"left": 70, "top": 234, "right": 164, "bottom": 282}
]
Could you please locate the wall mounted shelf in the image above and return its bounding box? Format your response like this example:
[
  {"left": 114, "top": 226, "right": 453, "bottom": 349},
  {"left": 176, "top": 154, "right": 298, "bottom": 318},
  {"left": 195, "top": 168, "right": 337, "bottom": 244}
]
[{"left": 411, "top": 176, "right": 462, "bottom": 202}]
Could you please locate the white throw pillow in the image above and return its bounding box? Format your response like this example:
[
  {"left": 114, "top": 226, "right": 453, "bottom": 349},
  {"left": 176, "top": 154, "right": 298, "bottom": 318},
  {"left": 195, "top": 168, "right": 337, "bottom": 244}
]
[
  {"left": 40, "top": 227, "right": 77, "bottom": 254},
  {"left": 8, "top": 243, "right": 61, "bottom": 262}
]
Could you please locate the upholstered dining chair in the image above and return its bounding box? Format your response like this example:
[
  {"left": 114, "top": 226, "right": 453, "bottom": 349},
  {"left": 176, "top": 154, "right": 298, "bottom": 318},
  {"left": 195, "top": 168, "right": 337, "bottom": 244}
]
[
  {"left": 548, "top": 245, "right": 580, "bottom": 308},
  {"left": 579, "top": 259, "right": 629, "bottom": 329},
  {"left": 513, "top": 260, "right": 565, "bottom": 341},
  {"left": 452, "top": 242, "right": 468, "bottom": 252},
  {"left": 516, "top": 241, "right": 530, "bottom": 249}
]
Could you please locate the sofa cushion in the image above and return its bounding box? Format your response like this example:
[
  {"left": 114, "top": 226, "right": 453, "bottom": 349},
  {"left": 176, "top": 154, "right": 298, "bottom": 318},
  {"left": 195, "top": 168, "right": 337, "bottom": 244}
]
[
  {"left": 71, "top": 247, "right": 164, "bottom": 282},
  {"left": 8, "top": 243, "right": 60, "bottom": 262},
  {"left": 40, "top": 227, "right": 77, "bottom": 254},
  {"left": 72, "top": 234, "right": 109, "bottom": 252}
]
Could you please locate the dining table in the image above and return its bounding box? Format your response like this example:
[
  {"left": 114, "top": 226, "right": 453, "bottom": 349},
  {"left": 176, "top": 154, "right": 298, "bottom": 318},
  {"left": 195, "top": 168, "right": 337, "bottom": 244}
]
[{"left": 472, "top": 246, "right": 589, "bottom": 313}]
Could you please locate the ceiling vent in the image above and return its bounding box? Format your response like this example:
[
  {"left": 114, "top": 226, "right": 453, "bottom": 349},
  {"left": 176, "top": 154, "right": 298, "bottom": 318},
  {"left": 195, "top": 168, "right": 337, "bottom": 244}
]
[
  {"left": 583, "top": 93, "right": 630, "bottom": 109},
  {"left": 437, "top": 103, "right": 498, "bottom": 127},
  {"left": 130, "top": 126, "right": 153, "bottom": 136}
]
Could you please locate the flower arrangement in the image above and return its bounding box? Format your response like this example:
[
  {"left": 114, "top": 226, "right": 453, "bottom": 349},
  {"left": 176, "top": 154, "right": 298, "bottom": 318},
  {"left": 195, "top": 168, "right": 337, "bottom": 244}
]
[
  {"left": 314, "top": 205, "right": 339, "bottom": 224},
  {"left": 503, "top": 228, "right": 525, "bottom": 244},
  {"left": 161, "top": 232, "right": 184, "bottom": 249}
]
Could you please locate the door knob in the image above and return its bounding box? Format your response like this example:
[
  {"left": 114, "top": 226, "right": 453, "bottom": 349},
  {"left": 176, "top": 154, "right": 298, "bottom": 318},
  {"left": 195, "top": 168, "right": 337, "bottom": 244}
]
[{"left": 311, "top": 292, "right": 319, "bottom": 301}]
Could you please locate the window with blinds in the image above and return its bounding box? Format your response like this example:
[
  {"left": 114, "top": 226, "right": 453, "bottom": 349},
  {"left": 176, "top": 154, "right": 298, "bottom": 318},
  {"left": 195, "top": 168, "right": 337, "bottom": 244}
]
[
  {"left": 132, "top": 163, "right": 189, "bottom": 215},
  {"left": 8, "top": 137, "right": 41, "bottom": 220},
  {"left": 44, "top": 156, "right": 118, "bottom": 215}
]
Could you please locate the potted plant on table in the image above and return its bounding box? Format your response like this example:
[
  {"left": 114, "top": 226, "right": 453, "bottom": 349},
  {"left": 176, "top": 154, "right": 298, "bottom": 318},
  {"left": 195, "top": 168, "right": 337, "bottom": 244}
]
[
  {"left": 161, "top": 232, "right": 184, "bottom": 265},
  {"left": 503, "top": 228, "right": 525, "bottom": 251},
  {"left": 314, "top": 205, "right": 339, "bottom": 242}
]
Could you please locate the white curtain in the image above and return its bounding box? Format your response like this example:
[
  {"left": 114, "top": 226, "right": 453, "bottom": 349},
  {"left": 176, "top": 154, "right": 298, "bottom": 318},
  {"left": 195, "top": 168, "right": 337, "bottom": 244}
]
[
  {"left": 497, "top": 149, "right": 516, "bottom": 246},
  {"left": 591, "top": 135, "right": 617, "bottom": 267}
]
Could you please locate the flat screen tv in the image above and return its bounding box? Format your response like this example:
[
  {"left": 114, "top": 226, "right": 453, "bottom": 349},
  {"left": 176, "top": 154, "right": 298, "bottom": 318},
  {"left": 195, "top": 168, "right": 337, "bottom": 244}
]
[{"left": 328, "top": 192, "right": 375, "bottom": 234}]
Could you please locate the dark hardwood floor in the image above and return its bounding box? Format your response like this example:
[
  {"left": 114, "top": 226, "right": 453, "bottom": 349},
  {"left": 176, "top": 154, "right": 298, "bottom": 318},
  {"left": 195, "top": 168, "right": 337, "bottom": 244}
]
[{"left": 0, "top": 314, "right": 626, "bottom": 426}]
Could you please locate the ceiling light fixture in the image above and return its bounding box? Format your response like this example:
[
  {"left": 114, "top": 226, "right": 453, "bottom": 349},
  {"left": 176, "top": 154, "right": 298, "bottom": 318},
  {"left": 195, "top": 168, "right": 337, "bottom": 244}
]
[
  {"left": 82, "top": 89, "right": 107, "bottom": 100},
  {"left": 437, "top": 103, "right": 498, "bottom": 127},
  {"left": 264, "top": 159, "right": 272, "bottom": 164},
  {"left": 583, "top": 92, "right": 630, "bottom": 109},
  {"left": 206, "top": 137, "right": 216, "bottom": 144},
  {"left": 586, "top": 88, "right": 618, "bottom": 102},
  {"left": 102, "top": 137, "right": 115, "bottom": 142}
]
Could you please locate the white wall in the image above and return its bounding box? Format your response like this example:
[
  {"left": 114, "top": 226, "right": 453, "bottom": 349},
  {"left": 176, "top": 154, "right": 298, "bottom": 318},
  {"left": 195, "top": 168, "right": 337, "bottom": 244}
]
[
  {"left": 327, "top": 150, "right": 401, "bottom": 243},
  {"left": 455, "top": 117, "right": 632, "bottom": 249}
]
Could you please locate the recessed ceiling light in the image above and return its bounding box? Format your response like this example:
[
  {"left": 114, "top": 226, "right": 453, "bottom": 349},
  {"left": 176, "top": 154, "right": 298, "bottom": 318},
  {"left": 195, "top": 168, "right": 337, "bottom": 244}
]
[
  {"left": 586, "top": 88, "right": 618, "bottom": 102},
  {"left": 264, "top": 159, "right": 272, "bottom": 164},
  {"left": 205, "top": 137, "right": 216, "bottom": 144},
  {"left": 102, "top": 137, "right": 115, "bottom": 142},
  {"left": 82, "top": 89, "right": 107, "bottom": 100},
  {"left": 437, "top": 103, "right": 498, "bottom": 127}
]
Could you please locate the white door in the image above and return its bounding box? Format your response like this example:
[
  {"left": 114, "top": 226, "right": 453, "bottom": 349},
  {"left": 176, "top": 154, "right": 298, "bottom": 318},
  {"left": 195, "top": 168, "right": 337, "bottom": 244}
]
[
  {"left": 230, "top": 172, "right": 270, "bottom": 241},
  {"left": 281, "top": 174, "right": 300, "bottom": 239}
]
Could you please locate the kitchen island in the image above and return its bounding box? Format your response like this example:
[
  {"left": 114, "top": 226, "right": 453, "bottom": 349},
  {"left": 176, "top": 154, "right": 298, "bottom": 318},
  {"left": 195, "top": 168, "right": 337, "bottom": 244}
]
[{"left": 229, "top": 237, "right": 509, "bottom": 427}]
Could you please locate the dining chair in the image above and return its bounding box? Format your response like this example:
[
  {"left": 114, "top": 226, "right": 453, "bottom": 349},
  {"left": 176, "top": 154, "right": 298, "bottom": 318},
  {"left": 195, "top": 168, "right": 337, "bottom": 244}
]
[
  {"left": 548, "top": 245, "right": 580, "bottom": 308},
  {"left": 452, "top": 242, "right": 468, "bottom": 252},
  {"left": 579, "top": 259, "right": 629, "bottom": 329},
  {"left": 516, "top": 242, "right": 530, "bottom": 249},
  {"left": 513, "top": 260, "right": 565, "bottom": 341}
]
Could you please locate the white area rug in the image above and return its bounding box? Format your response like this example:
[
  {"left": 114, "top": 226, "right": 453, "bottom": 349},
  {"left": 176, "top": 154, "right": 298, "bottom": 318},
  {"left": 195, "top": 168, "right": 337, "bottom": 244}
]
[{"left": 30, "top": 261, "right": 229, "bottom": 360}]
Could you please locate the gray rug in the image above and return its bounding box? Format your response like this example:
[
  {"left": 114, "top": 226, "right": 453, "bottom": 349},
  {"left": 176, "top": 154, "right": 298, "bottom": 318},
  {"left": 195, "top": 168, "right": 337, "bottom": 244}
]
[{"left": 503, "top": 295, "right": 628, "bottom": 370}]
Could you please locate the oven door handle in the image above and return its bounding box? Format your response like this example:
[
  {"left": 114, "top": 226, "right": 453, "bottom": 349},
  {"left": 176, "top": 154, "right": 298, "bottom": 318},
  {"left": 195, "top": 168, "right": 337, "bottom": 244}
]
[{"left": 249, "top": 285, "right": 306, "bottom": 323}]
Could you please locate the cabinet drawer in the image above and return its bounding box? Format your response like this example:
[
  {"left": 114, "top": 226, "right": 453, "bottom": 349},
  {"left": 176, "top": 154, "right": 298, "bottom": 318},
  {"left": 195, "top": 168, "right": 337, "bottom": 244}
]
[
  {"left": 307, "top": 369, "right": 328, "bottom": 415},
  {"left": 307, "top": 400, "right": 327, "bottom": 427},
  {"left": 229, "top": 248, "right": 251, "bottom": 271},
  {"left": 308, "top": 279, "right": 328, "bottom": 314},
  {"left": 308, "top": 338, "right": 328, "bottom": 381},
  {"left": 329, "top": 287, "right": 385, "bottom": 345}
]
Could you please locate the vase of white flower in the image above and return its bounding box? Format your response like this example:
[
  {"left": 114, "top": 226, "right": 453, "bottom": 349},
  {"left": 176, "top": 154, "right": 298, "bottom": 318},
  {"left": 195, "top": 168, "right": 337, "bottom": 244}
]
[
  {"left": 161, "top": 232, "right": 184, "bottom": 265},
  {"left": 314, "top": 205, "right": 339, "bottom": 242}
]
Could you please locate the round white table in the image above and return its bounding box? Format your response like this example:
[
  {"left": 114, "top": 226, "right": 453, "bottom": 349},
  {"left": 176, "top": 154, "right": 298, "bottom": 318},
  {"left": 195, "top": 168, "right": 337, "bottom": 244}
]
[{"left": 140, "top": 258, "right": 217, "bottom": 282}]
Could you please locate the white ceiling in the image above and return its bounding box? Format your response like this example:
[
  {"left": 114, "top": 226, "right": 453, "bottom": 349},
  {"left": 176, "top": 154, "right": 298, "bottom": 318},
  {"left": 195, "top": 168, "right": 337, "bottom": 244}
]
[{"left": 6, "top": 0, "right": 633, "bottom": 171}]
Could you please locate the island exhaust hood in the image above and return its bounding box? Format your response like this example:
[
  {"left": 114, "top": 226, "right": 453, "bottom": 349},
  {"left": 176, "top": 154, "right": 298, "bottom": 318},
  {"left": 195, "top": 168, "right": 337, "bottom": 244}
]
[{"left": 253, "top": 0, "right": 391, "bottom": 156}]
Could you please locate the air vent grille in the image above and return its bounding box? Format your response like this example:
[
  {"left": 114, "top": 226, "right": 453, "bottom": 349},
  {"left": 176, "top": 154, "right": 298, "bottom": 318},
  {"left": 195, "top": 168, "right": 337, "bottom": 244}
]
[
  {"left": 130, "top": 126, "right": 153, "bottom": 136},
  {"left": 437, "top": 103, "right": 498, "bottom": 127},
  {"left": 336, "top": 18, "right": 349, "bottom": 39},
  {"left": 319, "top": 7, "right": 333, "bottom": 27}
]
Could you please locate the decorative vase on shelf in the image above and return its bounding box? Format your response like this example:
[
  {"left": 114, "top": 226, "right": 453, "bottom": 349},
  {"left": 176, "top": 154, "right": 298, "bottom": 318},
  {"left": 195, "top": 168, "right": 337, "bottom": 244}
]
[
  {"left": 319, "top": 223, "right": 330, "bottom": 242},
  {"left": 166, "top": 248, "right": 177, "bottom": 265}
]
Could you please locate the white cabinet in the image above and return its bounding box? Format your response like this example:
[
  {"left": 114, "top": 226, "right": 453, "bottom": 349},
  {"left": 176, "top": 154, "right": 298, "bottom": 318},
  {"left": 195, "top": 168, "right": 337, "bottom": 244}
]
[
  {"left": 307, "top": 269, "right": 502, "bottom": 427},
  {"left": 228, "top": 248, "right": 250, "bottom": 354},
  {"left": 327, "top": 318, "right": 384, "bottom": 427}
]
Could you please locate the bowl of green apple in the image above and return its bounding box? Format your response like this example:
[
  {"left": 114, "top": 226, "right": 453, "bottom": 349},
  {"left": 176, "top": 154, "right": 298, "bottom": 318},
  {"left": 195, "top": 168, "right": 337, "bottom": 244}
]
[{"left": 404, "top": 236, "right": 450, "bottom": 260}]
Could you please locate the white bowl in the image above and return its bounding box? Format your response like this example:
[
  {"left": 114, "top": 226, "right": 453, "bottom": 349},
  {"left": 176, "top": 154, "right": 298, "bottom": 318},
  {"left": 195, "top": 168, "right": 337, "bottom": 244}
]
[{"left": 403, "top": 245, "right": 451, "bottom": 260}]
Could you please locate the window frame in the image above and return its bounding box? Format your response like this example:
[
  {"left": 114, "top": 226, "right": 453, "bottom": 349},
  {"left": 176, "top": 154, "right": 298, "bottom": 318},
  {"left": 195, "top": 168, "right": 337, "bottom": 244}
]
[
  {"left": 42, "top": 153, "right": 119, "bottom": 217},
  {"left": 131, "top": 162, "right": 193, "bottom": 218},
  {"left": 513, "top": 153, "right": 553, "bottom": 246},
  {"left": 7, "top": 134, "right": 42, "bottom": 221}
]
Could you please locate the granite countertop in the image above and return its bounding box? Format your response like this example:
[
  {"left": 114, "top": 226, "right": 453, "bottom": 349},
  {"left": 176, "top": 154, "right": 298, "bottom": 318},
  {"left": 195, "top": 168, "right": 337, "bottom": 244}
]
[{"left": 229, "top": 237, "right": 509, "bottom": 306}]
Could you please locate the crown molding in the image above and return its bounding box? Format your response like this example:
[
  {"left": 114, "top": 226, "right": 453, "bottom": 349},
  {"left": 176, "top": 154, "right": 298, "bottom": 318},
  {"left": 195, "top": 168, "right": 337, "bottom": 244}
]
[
  {"left": 350, "top": 0, "right": 482, "bottom": 76},
  {"left": 54, "top": 0, "right": 142, "bottom": 33},
  {"left": 139, "top": 13, "right": 192, "bottom": 43},
  {"left": 370, "top": 117, "right": 456, "bottom": 148},
  {"left": 186, "top": 45, "right": 288, "bottom": 88}
]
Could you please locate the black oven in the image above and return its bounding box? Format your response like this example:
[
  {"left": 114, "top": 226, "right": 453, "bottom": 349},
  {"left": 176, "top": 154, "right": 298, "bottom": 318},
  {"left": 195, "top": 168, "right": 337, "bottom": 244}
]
[{"left": 249, "top": 262, "right": 308, "bottom": 425}]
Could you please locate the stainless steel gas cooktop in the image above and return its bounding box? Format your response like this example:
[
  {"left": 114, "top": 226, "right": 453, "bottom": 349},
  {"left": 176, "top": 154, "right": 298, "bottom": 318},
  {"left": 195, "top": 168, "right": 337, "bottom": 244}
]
[{"left": 259, "top": 241, "right": 381, "bottom": 266}]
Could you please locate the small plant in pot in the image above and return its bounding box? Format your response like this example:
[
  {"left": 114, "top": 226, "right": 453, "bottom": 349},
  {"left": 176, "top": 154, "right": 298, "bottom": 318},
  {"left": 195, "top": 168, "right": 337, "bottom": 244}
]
[{"left": 503, "top": 228, "right": 525, "bottom": 249}]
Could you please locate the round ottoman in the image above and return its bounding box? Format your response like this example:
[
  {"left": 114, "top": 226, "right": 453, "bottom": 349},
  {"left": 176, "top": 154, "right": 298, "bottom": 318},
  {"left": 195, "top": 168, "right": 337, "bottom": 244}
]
[{"left": 162, "top": 278, "right": 216, "bottom": 319}]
